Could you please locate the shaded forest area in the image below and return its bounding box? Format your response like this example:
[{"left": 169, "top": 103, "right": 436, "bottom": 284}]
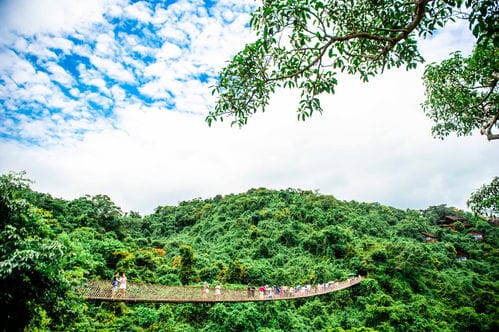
[{"left": 1, "top": 172, "right": 498, "bottom": 331}]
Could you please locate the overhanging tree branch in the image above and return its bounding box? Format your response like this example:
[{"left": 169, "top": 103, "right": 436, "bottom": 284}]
[{"left": 209, "top": 0, "right": 497, "bottom": 139}]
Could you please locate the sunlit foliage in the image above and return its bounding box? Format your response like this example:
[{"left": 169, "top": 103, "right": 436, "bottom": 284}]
[{"left": 1, "top": 175, "right": 497, "bottom": 331}]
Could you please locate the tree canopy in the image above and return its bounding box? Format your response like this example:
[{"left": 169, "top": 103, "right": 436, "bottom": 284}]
[
  {"left": 468, "top": 176, "right": 499, "bottom": 218},
  {"left": 423, "top": 39, "right": 498, "bottom": 140},
  {"left": 1, "top": 174, "right": 498, "bottom": 331},
  {"left": 207, "top": 0, "right": 498, "bottom": 140},
  {"left": 0, "top": 172, "right": 84, "bottom": 331}
]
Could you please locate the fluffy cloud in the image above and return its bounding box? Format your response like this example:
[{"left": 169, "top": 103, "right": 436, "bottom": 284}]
[
  {"left": 0, "top": 0, "right": 111, "bottom": 37},
  {"left": 45, "top": 62, "right": 74, "bottom": 86}
]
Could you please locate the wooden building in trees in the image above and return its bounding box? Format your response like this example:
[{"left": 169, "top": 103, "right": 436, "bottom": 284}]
[
  {"left": 421, "top": 232, "right": 438, "bottom": 243},
  {"left": 438, "top": 215, "right": 471, "bottom": 229},
  {"left": 469, "top": 231, "right": 484, "bottom": 241},
  {"left": 456, "top": 252, "right": 468, "bottom": 261}
]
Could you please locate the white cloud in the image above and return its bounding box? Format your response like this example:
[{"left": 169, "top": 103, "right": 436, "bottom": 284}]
[
  {"left": 45, "top": 62, "right": 74, "bottom": 86},
  {"left": 157, "top": 25, "right": 188, "bottom": 43},
  {"left": 172, "top": 79, "right": 215, "bottom": 114},
  {"left": 20, "top": 120, "right": 52, "bottom": 139},
  {"left": 28, "top": 84, "right": 53, "bottom": 102},
  {"left": 72, "top": 44, "right": 94, "bottom": 59},
  {"left": 87, "top": 78, "right": 109, "bottom": 94},
  {"left": 221, "top": 9, "right": 236, "bottom": 22},
  {"left": 95, "top": 32, "right": 118, "bottom": 56},
  {"left": 156, "top": 42, "right": 182, "bottom": 60},
  {"left": 84, "top": 92, "right": 113, "bottom": 109},
  {"left": 38, "top": 36, "right": 74, "bottom": 54},
  {"left": 143, "top": 61, "right": 169, "bottom": 79},
  {"left": 0, "top": 0, "right": 111, "bottom": 39},
  {"left": 69, "top": 88, "right": 81, "bottom": 97},
  {"left": 48, "top": 95, "right": 79, "bottom": 113},
  {"left": 24, "top": 43, "right": 58, "bottom": 61},
  {"left": 89, "top": 56, "right": 135, "bottom": 83},
  {"left": 123, "top": 1, "right": 153, "bottom": 23},
  {"left": 137, "top": 81, "right": 160, "bottom": 98},
  {"left": 110, "top": 85, "right": 126, "bottom": 102},
  {"left": 6, "top": 56, "right": 42, "bottom": 85},
  {"left": 419, "top": 19, "right": 475, "bottom": 61}
]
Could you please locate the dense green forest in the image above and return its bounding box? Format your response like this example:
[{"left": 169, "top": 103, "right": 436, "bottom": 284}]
[{"left": 1, "top": 172, "right": 498, "bottom": 331}]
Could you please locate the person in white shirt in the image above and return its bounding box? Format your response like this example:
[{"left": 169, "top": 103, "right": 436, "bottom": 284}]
[{"left": 119, "top": 273, "right": 127, "bottom": 298}]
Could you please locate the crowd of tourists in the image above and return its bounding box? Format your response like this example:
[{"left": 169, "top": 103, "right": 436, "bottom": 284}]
[
  {"left": 247, "top": 275, "right": 362, "bottom": 299},
  {"left": 199, "top": 275, "right": 362, "bottom": 300}
]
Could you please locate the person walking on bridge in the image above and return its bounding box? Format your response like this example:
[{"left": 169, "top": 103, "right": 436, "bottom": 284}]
[
  {"left": 119, "top": 273, "right": 127, "bottom": 298},
  {"left": 203, "top": 282, "right": 209, "bottom": 297},
  {"left": 111, "top": 272, "right": 119, "bottom": 300}
]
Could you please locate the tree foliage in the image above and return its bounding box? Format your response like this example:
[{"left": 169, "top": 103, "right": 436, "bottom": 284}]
[
  {"left": 2, "top": 174, "right": 498, "bottom": 331},
  {"left": 422, "top": 40, "right": 498, "bottom": 140},
  {"left": 177, "top": 244, "right": 197, "bottom": 285},
  {"left": 207, "top": 0, "right": 498, "bottom": 141},
  {"left": 0, "top": 172, "right": 85, "bottom": 331},
  {"left": 467, "top": 176, "right": 499, "bottom": 217}
]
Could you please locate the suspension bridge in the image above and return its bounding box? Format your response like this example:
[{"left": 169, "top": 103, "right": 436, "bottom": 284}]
[{"left": 79, "top": 276, "right": 364, "bottom": 303}]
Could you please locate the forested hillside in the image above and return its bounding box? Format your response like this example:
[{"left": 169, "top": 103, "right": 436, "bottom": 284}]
[{"left": 1, "top": 172, "right": 498, "bottom": 331}]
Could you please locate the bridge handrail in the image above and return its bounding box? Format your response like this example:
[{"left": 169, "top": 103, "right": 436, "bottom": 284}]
[{"left": 79, "top": 276, "right": 364, "bottom": 303}]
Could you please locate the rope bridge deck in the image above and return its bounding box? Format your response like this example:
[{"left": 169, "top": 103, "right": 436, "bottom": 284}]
[{"left": 79, "top": 276, "right": 363, "bottom": 303}]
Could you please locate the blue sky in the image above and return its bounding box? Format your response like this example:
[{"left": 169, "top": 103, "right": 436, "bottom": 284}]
[{"left": 0, "top": 0, "right": 497, "bottom": 214}]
